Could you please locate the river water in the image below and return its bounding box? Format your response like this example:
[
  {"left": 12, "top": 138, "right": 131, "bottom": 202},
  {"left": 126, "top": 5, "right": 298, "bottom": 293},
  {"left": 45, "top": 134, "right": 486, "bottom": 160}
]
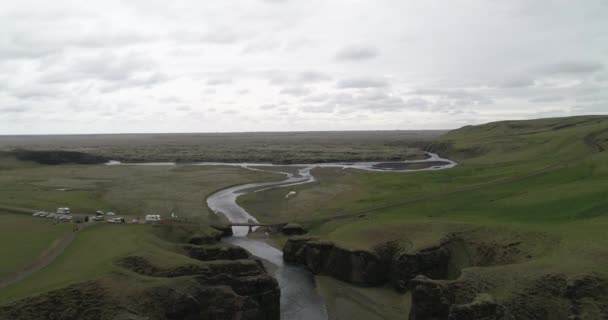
[
  {"left": 205, "top": 153, "right": 456, "bottom": 319},
  {"left": 108, "top": 153, "right": 456, "bottom": 319}
]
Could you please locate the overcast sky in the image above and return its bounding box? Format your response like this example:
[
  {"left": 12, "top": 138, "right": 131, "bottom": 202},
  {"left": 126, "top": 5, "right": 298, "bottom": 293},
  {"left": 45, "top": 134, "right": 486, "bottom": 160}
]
[{"left": 1, "top": 0, "right": 607, "bottom": 134}]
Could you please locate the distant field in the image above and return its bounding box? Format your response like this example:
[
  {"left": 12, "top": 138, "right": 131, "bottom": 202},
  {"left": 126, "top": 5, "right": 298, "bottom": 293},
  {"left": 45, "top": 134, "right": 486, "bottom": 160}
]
[
  {"left": 0, "top": 131, "right": 444, "bottom": 164},
  {"left": 0, "top": 157, "right": 281, "bottom": 219}
]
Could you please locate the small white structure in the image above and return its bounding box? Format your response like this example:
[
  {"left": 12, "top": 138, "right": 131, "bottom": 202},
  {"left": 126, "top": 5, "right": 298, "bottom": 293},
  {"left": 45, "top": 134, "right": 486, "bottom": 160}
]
[
  {"left": 145, "top": 214, "right": 161, "bottom": 222},
  {"left": 56, "top": 207, "right": 70, "bottom": 214}
]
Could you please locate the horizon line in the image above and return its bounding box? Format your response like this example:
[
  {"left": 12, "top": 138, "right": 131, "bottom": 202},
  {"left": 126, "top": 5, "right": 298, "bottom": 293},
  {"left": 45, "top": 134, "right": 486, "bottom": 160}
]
[{"left": 0, "top": 128, "right": 452, "bottom": 137}]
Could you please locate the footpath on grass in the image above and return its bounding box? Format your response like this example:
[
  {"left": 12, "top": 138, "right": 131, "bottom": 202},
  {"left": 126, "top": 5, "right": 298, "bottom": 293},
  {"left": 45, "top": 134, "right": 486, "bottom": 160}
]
[
  {"left": 0, "top": 204, "right": 37, "bottom": 215},
  {"left": 0, "top": 204, "right": 84, "bottom": 289}
]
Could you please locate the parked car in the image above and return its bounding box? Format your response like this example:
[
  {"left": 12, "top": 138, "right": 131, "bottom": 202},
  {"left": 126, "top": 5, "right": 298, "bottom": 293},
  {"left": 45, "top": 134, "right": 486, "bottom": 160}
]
[
  {"left": 47, "top": 213, "right": 56, "bottom": 218},
  {"left": 39, "top": 212, "right": 48, "bottom": 217},
  {"left": 33, "top": 211, "right": 45, "bottom": 217},
  {"left": 92, "top": 215, "right": 104, "bottom": 221},
  {"left": 56, "top": 207, "right": 70, "bottom": 214},
  {"left": 105, "top": 211, "right": 116, "bottom": 216},
  {"left": 95, "top": 210, "right": 105, "bottom": 216},
  {"left": 107, "top": 217, "right": 125, "bottom": 224}
]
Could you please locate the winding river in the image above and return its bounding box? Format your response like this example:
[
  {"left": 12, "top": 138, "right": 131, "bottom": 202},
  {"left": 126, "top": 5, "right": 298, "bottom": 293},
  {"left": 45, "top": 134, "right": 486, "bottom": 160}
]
[
  {"left": 205, "top": 153, "right": 456, "bottom": 319},
  {"left": 109, "top": 153, "right": 456, "bottom": 319}
]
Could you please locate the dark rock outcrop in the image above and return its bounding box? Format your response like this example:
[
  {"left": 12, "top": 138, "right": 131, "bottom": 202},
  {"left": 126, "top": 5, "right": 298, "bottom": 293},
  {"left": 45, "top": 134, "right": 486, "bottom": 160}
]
[
  {"left": 391, "top": 245, "right": 451, "bottom": 292},
  {"left": 408, "top": 273, "right": 608, "bottom": 320},
  {"left": 281, "top": 223, "right": 306, "bottom": 236},
  {"left": 114, "top": 255, "right": 280, "bottom": 320},
  {"left": 6, "top": 149, "right": 108, "bottom": 165},
  {"left": 284, "top": 237, "right": 455, "bottom": 289},
  {"left": 1, "top": 223, "right": 281, "bottom": 320},
  {"left": 448, "top": 294, "right": 512, "bottom": 320},
  {"left": 210, "top": 224, "right": 234, "bottom": 238},
  {"left": 0, "top": 277, "right": 280, "bottom": 320},
  {"left": 283, "top": 237, "right": 385, "bottom": 286},
  {"left": 409, "top": 276, "right": 454, "bottom": 320},
  {"left": 0, "top": 281, "right": 119, "bottom": 320},
  {"left": 184, "top": 243, "right": 250, "bottom": 261}
]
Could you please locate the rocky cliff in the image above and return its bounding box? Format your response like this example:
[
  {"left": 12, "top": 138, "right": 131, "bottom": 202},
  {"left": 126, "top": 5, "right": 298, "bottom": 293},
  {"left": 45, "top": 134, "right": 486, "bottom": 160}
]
[
  {"left": 0, "top": 224, "right": 280, "bottom": 320},
  {"left": 283, "top": 228, "right": 608, "bottom": 319}
]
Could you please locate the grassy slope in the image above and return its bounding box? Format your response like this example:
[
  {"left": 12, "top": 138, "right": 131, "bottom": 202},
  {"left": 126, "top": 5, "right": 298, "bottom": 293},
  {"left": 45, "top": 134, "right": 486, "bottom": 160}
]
[
  {"left": 241, "top": 115, "right": 608, "bottom": 275},
  {"left": 0, "top": 213, "right": 72, "bottom": 278},
  {"left": 0, "top": 223, "right": 209, "bottom": 304},
  {"left": 0, "top": 159, "right": 283, "bottom": 304}
]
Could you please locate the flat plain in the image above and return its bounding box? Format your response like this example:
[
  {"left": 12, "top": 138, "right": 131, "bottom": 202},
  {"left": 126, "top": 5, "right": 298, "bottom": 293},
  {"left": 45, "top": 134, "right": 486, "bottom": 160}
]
[{"left": 0, "top": 130, "right": 443, "bottom": 163}]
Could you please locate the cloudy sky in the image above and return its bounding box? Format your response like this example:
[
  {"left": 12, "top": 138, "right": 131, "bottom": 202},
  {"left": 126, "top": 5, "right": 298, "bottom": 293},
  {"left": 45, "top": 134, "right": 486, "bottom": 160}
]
[{"left": 1, "top": 0, "right": 607, "bottom": 134}]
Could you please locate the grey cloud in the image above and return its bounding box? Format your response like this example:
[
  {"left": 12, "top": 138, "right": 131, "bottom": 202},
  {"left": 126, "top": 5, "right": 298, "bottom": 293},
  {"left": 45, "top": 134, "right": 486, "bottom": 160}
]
[
  {"left": 530, "top": 95, "right": 564, "bottom": 103},
  {"left": 334, "top": 45, "right": 378, "bottom": 61},
  {"left": 177, "top": 105, "right": 191, "bottom": 111},
  {"left": 40, "top": 52, "right": 155, "bottom": 84},
  {"left": 241, "top": 40, "right": 280, "bottom": 54},
  {"left": 11, "top": 86, "right": 61, "bottom": 100},
  {"left": 301, "top": 93, "right": 330, "bottom": 103},
  {"left": 206, "top": 77, "right": 233, "bottom": 86},
  {"left": 266, "top": 70, "right": 332, "bottom": 85},
  {"left": 174, "top": 30, "right": 243, "bottom": 44},
  {"left": 0, "top": 106, "right": 29, "bottom": 113},
  {"left": 573, "top": 103, "right": 608, "bottom": 113},
  {"left": 412, "top": 89, "right": 493, "bottom": 105},
  {"left": 539, "top": 61, "right": 604, "bottom": 75},
  {"left": 337, "top": 77, "right": 388, "bottom": 89},
  {"left": 1, "top": 24, "right": 154, "bottom": 61},
  {"left": 297, "top": 71, "right": 331, "bottom": 83},
  {"left": 403, "top": 97, "right": 431, "bottom": 110},
  {"left": 300, "top": 104, "right": 334, "bottom": 113},
  {"left": 99, "top": 72, "right": 169, "bottom": 93},
  {"left": 280, "top": 87, "right": 311, "bottom": 96},
  {"left": 497, "top": 77, "right": 536, "bottom": 88},
  {"left": 159, "top": 96, "right": 182, "bottom": 104},
  {"left": 300, "top": 90, "right": 416, "bottom": 114}
]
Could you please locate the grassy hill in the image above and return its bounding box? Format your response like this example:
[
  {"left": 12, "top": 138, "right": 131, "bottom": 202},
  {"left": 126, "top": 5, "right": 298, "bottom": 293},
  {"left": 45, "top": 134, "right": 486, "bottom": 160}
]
[
  {"left": 432, "top": 115, "right": 608, "bottom": 163},
  {"left": 237, "top": 115, "right": 608, "bottom": 318}
]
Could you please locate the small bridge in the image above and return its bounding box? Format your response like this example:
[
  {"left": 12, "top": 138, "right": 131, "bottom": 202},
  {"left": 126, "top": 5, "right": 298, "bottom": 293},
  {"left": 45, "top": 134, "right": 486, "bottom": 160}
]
[
  {"left": 228, "top": 222, "right": 286, "bottom": 227},
  {"left": 227, "top": 222, "right": 290, "bottom": 233}
]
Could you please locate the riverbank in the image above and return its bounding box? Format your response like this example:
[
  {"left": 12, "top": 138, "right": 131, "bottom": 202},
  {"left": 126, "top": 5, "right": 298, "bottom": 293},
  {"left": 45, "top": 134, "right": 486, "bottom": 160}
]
[
  {"left": 239, "top": 115, "right": 608, "bottom": 319},
  {"left": 205, "top": 152, "right": 457, "bottom": 318}
]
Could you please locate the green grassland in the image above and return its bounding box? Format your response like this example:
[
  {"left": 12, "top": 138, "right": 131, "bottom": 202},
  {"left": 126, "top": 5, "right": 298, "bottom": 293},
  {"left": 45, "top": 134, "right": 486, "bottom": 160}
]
[
  {"left": 0, "top": 213, "right": 72, "bottom": 279},
  {"left": 240, "top": 115, "right": 608, "bottom": 275},
  {"left": 0, "top": 223, "right": 203, "bottom": 304},
  {"left": 0, "top": 159, "right": 283, "bottom": 305},
  {"left": 0, "top": 157, "right": 281, "bottom": 219},
  {"left": 2, "top": 115, "right": 607, "bottom": 315}
]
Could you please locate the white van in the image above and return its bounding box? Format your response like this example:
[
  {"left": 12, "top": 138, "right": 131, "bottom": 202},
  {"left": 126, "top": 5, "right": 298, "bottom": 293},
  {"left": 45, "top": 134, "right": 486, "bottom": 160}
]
[{"left": 145, "top": 214, "right": 161, "bottom": 222}]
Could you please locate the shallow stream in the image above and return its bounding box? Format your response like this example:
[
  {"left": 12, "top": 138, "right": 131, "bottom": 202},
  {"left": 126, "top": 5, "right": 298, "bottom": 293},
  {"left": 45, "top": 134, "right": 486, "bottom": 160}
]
[{"left": 205, "top": 153, "right": 456, "bottom": 319}]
